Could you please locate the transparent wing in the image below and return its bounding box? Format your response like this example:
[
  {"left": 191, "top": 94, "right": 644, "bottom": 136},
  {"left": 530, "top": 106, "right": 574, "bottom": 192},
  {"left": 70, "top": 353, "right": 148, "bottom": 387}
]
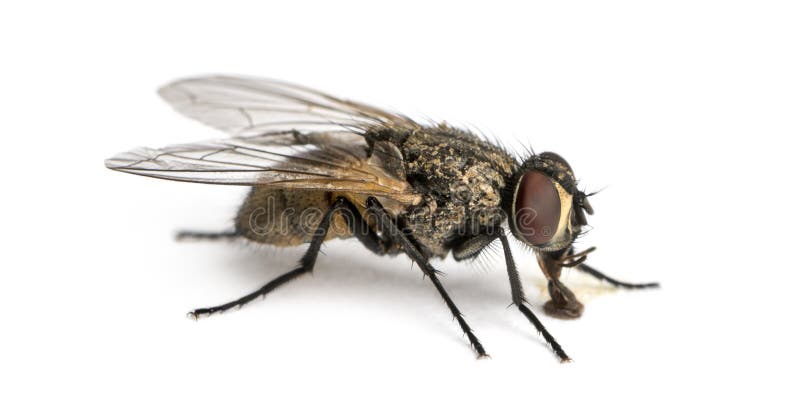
[
  {"left": 105, "top": 131, "right": 421, "bottom": 205},
  {"left": 158, "top": 75, "right": 418, "bottom": 136}
]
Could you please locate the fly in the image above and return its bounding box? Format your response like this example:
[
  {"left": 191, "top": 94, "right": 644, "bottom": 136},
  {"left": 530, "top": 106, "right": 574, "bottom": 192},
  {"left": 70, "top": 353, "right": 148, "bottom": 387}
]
[{"left": 106, "top": 75, "right": 659, "bottom": 361}]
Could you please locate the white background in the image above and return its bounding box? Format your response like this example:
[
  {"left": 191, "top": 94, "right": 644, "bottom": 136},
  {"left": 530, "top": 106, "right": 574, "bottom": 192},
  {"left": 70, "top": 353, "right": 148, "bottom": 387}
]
[{"left": 1, "top": 1, "right": 798, "bottom": 413}]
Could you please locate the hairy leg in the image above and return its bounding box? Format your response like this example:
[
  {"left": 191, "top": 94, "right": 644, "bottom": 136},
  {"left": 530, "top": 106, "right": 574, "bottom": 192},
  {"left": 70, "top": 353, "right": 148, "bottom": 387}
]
[
  {"left": 366, "top": 197, "right": 488, "bottom": 358},
  {"left": 175, "top": 230, "right": 238, "bottom": 241},
  {"left": 576, "top": 263, "right": 660, "bottom": 289},
  {"left": 188, "top": 197, "right": 347, "bottom": 318},
  {"left": 498, "top": 230, "right": 571, "bottom": 362}
]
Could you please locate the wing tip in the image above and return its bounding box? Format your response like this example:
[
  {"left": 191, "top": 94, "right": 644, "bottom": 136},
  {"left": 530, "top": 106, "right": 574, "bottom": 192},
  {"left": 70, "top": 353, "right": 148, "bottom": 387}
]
[
  {"left": 105, "top": 158, "right": 133, "bottom": 172},
  {"left": 105, "top": 147, "right": 153, "bottom": 171},
  {"left": 156, "top": 74, "right": 251, "bottom": 99}
]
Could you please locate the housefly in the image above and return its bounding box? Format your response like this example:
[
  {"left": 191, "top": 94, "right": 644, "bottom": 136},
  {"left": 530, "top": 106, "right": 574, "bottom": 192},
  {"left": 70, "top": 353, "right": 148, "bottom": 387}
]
[{"left": 106, "top": 76, "right": 658, "bottom": 361}]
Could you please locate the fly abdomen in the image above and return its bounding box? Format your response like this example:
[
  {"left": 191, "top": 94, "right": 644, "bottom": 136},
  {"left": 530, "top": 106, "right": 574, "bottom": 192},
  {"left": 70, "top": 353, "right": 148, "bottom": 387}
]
[{"left": 235, "top": 188, "right": 351, "bottom": 246}]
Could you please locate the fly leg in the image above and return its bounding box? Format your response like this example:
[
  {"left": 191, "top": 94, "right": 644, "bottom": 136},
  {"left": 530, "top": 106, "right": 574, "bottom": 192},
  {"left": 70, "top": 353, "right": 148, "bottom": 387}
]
[
  {"left": 366, "top": 197, "right": 488, "bottom": 358},
  {"left": 336, "top": 198, "right": 393, "bottom": 255},
  {"left": 497, "top": 229, "right": 571, "bottom": 362},
  {"left": 175, "top": 230, "right": 238, "bottom": 241},
  {"left": 575, "top": 262, "right": 660, "bottom": 289},
  {"left": 539, "top": 247, "right": 660, "bottom": 319},
  {"left": 451, "top": 230, "right": 570, "bottom": 361},
  {"left": 188, "top": 197, "right": 347, "bottom": 319}
]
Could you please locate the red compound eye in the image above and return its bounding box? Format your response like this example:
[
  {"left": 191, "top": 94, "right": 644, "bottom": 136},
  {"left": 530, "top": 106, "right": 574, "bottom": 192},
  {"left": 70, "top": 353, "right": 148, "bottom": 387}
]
[{"left": 514, "top": 171, "right": 561, "bottom": 246}]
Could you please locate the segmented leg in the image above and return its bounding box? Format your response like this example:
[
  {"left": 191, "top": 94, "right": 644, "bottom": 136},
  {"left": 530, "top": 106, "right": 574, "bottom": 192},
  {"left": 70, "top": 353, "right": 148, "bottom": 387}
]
[
  {"left": 576, "top": 263, "right": 660, "bottom": 289},
  {"left": 498, "top": 229, "right": 571, "bottom": 362},
  {"left": 336, "top": 198, "right": 392, "bottom": 255},
  {"left": 188, "top": 197, "right": 346, "bottom": 318},
  {"left": 366, "top": 197, "right": 488, "bottom": 358},
  {"left": 175, "top": 231, "right": 238, "bottom": 241}
]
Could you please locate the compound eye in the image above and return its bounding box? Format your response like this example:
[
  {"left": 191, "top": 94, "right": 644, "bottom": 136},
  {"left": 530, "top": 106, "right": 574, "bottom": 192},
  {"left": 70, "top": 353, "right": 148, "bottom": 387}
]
[{"left": 514, "top": 171, "right": 561, "bottom": 246}]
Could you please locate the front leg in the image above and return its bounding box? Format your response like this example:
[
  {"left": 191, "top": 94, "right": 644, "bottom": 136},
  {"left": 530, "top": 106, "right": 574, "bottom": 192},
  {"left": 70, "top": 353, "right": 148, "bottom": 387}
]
[
  {"left": 451, "top": 230, "right": 570, "bottom": 361},
  {"left": 576, "top": 262, "right": 660, "bottom": 289},
  {"left": 498, "top": 230, "right": 571, "bottom": 362},
  {"left": 538, "top": 247, "right": 660, "bottom": 319}
]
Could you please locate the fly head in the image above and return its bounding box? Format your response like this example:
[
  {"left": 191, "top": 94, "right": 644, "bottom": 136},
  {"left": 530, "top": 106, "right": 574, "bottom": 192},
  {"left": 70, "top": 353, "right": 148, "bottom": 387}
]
[{"left": 506, "top": 151, "right": 594, "bottom": 253}]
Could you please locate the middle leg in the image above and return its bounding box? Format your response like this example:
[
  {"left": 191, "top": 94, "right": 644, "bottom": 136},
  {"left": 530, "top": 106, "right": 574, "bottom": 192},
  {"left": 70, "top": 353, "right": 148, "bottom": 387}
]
[{"left": 366, "top": 197, "right": 488, "bottom": 358}]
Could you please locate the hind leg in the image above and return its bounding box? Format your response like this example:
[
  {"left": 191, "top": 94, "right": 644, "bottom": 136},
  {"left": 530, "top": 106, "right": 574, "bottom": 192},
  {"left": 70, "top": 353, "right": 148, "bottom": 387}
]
[
  {"left": 188, "top": 197, "right": 347, "bottom": 318},
  {"left": 175, "top": 230, "right": 238, "bottom": 241}
]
